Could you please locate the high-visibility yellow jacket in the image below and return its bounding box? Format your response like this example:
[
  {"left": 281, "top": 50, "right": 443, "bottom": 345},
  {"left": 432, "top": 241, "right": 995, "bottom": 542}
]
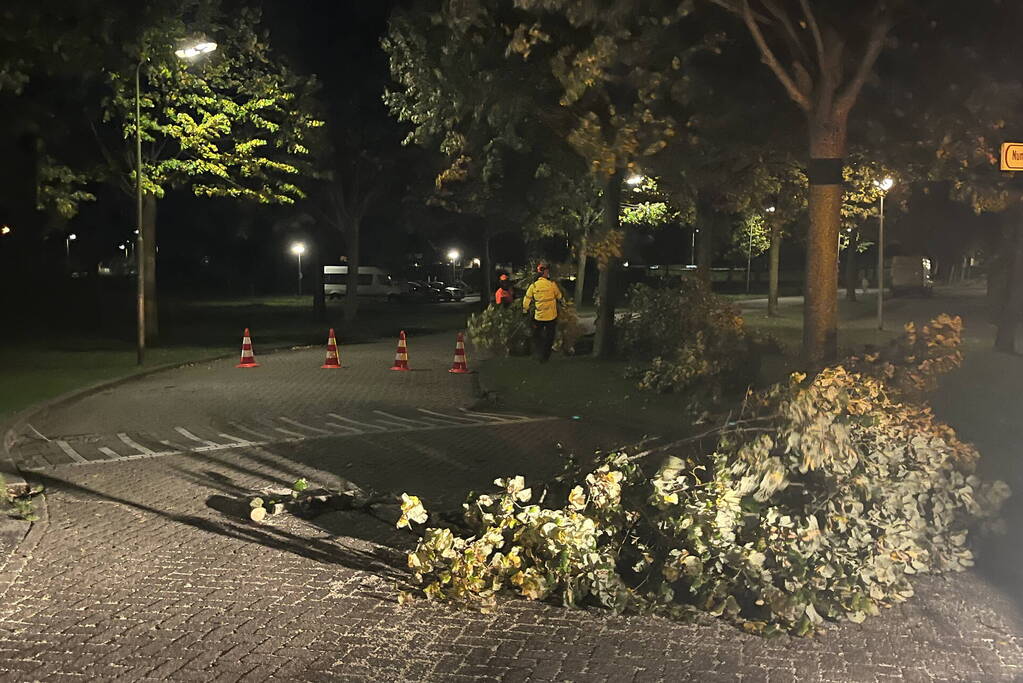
[{"left": 523, "top": 277, "right": 563, "bottom": 321}]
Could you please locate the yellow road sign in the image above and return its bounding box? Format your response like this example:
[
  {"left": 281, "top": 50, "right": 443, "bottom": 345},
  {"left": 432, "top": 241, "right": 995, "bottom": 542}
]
[{"left": 1000, "top": 142, "right": 1023, "bottom": 171}]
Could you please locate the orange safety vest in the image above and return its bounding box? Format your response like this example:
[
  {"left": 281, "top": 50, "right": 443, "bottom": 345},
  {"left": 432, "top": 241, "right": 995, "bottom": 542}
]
[{"left": 495, "top": 287, "right": 512, "bottom": 305}]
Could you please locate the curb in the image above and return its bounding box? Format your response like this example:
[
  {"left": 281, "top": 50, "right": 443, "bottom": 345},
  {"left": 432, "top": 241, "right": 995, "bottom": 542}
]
[{"left": 0, "top": 494, "right": 47, "bottom": 607}]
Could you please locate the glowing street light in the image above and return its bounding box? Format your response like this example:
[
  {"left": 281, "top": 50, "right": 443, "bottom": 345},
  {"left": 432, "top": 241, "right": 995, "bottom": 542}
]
[
  {"left": 626, "top": 174, "right": 644, "bottom": 186},
  {"left": 874, "top": 177, "right": 895, "bottom": 331},
  {"left": 447, "top": 249, "right": 460, "bottom": 262},
  {"left": 1, "top": 225, "right": 11, "bottom": 235},
  {"left": 66, "top": 233, "right": 77, "bottom": 264},
  {"left": 291, "top": 242, "right": 306, "bottom": 295},
  {"left": 175, "top": 41, "right": 218, "bottom": 60}
]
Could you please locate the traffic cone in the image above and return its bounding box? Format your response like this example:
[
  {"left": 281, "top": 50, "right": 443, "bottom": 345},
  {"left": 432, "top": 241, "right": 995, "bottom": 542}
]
[
  {"left": 321, "top": 328, "right": 342, "bottom": 369},
  {"left": 236, "top": 328, "right": 259, "bottom": 368},
  {"left": 389, "top": 331, "right": 410, "bottom": 371},
  {"left": 449, "top": 332, "right": 470, "bottom": 374}
]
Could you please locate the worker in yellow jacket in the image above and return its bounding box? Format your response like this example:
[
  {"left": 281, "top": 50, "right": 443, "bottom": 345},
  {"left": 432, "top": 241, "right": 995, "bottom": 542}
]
[{"left": 522, "top": 263, "right": 564, "bottom": 363}]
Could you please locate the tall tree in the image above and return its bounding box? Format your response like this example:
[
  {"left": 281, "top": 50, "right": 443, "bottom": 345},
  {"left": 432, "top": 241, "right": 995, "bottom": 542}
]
[
  {"left": 96, "top": 6, "right": 322, "bottom": 340},
  {"left": 713, "top": 0, "right": 893, "bottom": 364}
]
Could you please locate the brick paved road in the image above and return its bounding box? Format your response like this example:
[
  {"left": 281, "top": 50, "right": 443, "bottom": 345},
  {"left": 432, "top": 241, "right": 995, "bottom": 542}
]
[{"left": 1, "top": 336, "right": 1021, "bottom": 681}]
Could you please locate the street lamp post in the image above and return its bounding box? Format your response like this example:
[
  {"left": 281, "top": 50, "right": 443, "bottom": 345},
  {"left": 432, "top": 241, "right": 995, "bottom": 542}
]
[
  {"left": 447, "top": 248, "right": 460, "bottom": 282},
  {"left": 691, "top": 228, "right": 699, "bottom": 266},
  {"left": 134, "top": 39, "right": 217, "bottom": 366},
  {"left": 65, "top": 233, "right": 76, "bottom": 266},
  {"left": 291, "top": 242, "right": 306, "bottom": 295},
  {"left": 875, "top": 177, "right": 894, "bottom": 331}
]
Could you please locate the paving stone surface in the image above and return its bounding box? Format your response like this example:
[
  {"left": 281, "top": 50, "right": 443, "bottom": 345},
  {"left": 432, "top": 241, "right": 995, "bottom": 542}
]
[{"left": 1, "top": 336, "right": 1021, "bottom": 681}]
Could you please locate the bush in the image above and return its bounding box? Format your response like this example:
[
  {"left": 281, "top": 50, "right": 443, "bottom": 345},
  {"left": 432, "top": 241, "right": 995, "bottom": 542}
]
[
  {"left": 468, "top": 300, "right": 587, "bottom": 357},
  {"left": 619, "top": 279, "right": 758, "bottom": 404},
  {"left": 397, "top": 316, "right": 1010, "bottom": 635}
]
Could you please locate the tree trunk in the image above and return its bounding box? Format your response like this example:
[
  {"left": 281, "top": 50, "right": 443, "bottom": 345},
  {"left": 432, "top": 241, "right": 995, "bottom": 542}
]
[
  {"left": 313, "top": 248, "right": 326, "bottom": 321},
  {"left": 767, "top": 222, "right": 782, "bottom": 316},
  {"left": 803, "top": 114, "right": 848, "bottom": 366},
  {"left": 142, "top": 192, "right": 158, "bottom": 343},
  {"left": 696, "top": 195, "right": 715, "bottom": 282},
  {"left": 481, "top": 228, "right": 492, "bottom": 311},
  {"left": 844, "top": 229, "right": 859, "bottom": 302},
  {"left": 593, "top": 171, "right": 622, "bottom": 359},
  {"left": 574, "top": 235, "right": 588, "bottom": 309},
  {"left": 344, "top": 219, "right": 360, "bottom": 323},
  {"left": 995, "top": 223, "right": 1023, "bottom": 353}
]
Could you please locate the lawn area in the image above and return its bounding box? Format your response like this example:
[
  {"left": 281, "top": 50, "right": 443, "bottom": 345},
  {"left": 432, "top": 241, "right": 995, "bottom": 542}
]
[{"left": 0, "top": 294, "right": 476, "bottom": 422}]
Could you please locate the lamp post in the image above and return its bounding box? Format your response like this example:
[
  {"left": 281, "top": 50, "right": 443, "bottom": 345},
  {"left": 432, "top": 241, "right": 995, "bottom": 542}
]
[
  {"left": 134, "top": 39, "right": 217, "bottom": 366},
  {"left": 691, "top": 228, "right": 699, "bottom": 267},
  {"left": 291, "top": 242, "right": 306, "bottom": 295},
  {"left": 447, "top": 248, "right": 460, "bottom": 282},
  {"left": 875, "top": 177, "right": 894, "bottom": 330},
  {"left": 65, "top": 233, "right": 77, "bottom": 265}
]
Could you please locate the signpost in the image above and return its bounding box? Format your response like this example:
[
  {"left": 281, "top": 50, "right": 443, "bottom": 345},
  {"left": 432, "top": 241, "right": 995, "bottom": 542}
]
[{"left": 1000, "top": 142, "right": 1023, "bottom": 171}]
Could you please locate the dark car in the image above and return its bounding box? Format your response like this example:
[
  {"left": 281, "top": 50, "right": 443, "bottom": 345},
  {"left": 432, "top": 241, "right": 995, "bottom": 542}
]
[
  {"left": 425, "top": 281, "right": 466, "bottom": 301},
  {"left": 400, "top": 280, "right": 442, "bottom": 303}
]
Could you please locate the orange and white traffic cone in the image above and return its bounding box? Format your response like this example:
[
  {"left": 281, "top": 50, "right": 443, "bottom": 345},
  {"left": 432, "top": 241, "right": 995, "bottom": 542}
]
[
  {"left": 389, "top": 331, "right": 410, "bottom": 371},
  {"left": 321, "top": 328, "right": 341, "bottom": 369},
  {"left": 236, "top": 328, "right": 259, "bottom": 368},
  {"left": 449, "top": 332, "right": 470, "bottom": 374}
]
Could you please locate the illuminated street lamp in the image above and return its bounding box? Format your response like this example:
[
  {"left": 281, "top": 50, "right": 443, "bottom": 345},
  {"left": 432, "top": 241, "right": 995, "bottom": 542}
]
[
  {"left": 1, "top": 225, "right": 11, "bottom": 236},
  {"left": 447, "top": 249, "right": 461, "bottom": 281},
  {"left": 875, "top": 177, "right": 894, "bottom": 331},
  {"left": 65, "top": 233, "right": 77, "bottom": 263},
  {"left": 626, "top": 174, "right": 644, "bottom": 189},
  {"left": 291, "top": 242, "right": 306, "bottom": 295},
  {"left": 134, "top": 39, "right": 218, "bottom": 366}
]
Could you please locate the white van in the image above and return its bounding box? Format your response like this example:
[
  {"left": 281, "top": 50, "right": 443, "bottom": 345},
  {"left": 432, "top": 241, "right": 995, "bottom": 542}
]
[{"left": 323, "top": 266, "right": 402, "bottom": 301}]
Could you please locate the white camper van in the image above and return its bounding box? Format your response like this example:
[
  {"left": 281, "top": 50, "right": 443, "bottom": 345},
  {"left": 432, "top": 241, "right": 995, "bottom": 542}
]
[{"left": 323, "top": 266, "right": 402, "bottom": 301}]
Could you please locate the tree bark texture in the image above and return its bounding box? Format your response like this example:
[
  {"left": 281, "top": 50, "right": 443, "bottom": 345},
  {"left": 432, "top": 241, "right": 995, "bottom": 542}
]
[
  {"left": 995, "top": 223, "right": 1023, "bottom": 353},
  {"left": 696, "top": 195, "right": 715, "bottom": 282},
  {"left": 344, "top": 219, "right": 360, "bottom": 323},
  {"left": 802, "top": 115, "right": 848, "bottom": 366},
  {"left": 481, "top": 228, "right": 492, "bottom": 311},
  {"left": 767, "top": 222, "right": 781, "bottom": 317},
  {"left": 593, "top": 171, "right": 622, "bottom": 359},
  {"left": 844, "top": 229, "right": 859, "bottom": 302},
  {"left": 142, "top": 192, "right": 158, "bottom": 343},
  {"left": 574, "top": 236, "right": 588, "bottom": 309}
]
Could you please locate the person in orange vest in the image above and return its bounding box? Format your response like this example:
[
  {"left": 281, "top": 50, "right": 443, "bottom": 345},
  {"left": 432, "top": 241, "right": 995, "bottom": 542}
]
[
  {"left": 494, "top": 273, "right": 513, "bottom": 306},
  {"left": 522, "top": 263, "right": 564, "bottom": 363}
]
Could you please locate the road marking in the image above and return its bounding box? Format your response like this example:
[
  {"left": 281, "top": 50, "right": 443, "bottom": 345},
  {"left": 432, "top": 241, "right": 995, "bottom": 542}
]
[
  {"left": 326, "top": 413, "right": 385, "bottom": 431},
  {"left": 278, "top": 417, "right": 332, "bottom": 435},
  {"left": 228, "top": 422, "right": 272, "bottom": 441},
  {"left": 117, "top": 433, "right": 158, "bottom": 455},
  {"left": 372, "top": 411, "right": 433, "bottom": 428},
  {"left": 460, "top": 408, "right": 529, "bottom": 421},
  {"left": 28, "top": 411, "right": 561, "bottom": 469},
  {"left": 218, "top": 433, "right": 257, "bottom": 446},
  {"left": 324, "top": 422, "right": 363, "bottom": 434},
  {"left": 174, "top": 427, "right": 219, "bottom": 447},
  {"left": 55, "top": 440, "right": 88, "bottom": 463},
  {"left": 418, "top": 408, "right": 483, "bottom": 424}
]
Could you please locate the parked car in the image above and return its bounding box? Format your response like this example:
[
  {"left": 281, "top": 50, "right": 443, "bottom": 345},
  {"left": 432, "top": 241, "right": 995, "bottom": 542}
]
[
  {"left": 323, "top": 266, "right": 402, "bottom": 301},
  {"left": 399, "top": 280, "right": 442, "bottom": 303},
  {"left": 425, "top": 280, "right": 466, "bottom": 301}
]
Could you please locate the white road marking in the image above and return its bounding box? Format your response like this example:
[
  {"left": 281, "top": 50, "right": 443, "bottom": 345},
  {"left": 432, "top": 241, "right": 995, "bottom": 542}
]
[
  {"left": 324, "top": 422, "right": 363, "bottom": 434},
  {"left": 417, "top": 408, "right": 484, "bottom": 424},
  {"left": 326, "top": 413, "right": 384, "bottom": 431},
  {"left": 278, "top": 417, "right": 331, "bottom": 435},
  {"left": 174, "top": 427, "right": 219, "bottom": 447},
  {"left": 227, "top": 422, "right": 272, "bottom": 441},
  {"left": 372, "top": 411, "right": 433, "bottom": 428},
  {"left": 56, "top": 440, "right": 88, "bottom": 463},
  {"left": 117, "top": 433, "right": 158, "bottom": 455},
  {"left": 460, "top": 408, "right": 529, "bottom": 421},
  {"left": 34, "top": 410, "right": 559, "bottom": 469},
  {"left": 218, "top": 433, "right": 257, "bottom": 446}
]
